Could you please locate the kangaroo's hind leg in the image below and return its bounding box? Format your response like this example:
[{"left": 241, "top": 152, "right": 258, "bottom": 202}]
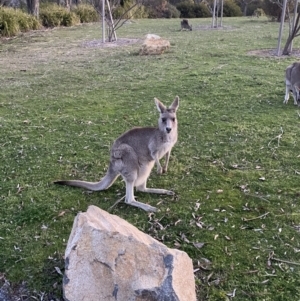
[
  {"left": 284, "top": 80, "right": 291, "bottom": 104},
  {"left": 125, "top": 180, "right": 158, "bottom": 212},
  {"left": 113, "top": 144, "right": 157, "bottom": 212},
  {"left": 135, "top": 162, "right": 175, "bottom": 196},
  {"left": 136, "top": 182, "right": 174, "bottom": 196}
]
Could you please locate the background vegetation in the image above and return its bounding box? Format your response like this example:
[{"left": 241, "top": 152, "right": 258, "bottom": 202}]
[{"left": 1, "top": 17, "right": 300, "bottom": 300}]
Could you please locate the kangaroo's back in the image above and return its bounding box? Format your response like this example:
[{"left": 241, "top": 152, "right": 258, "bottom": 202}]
[{"left": 286, "top": 62, "right": 300, "bottom": 85}]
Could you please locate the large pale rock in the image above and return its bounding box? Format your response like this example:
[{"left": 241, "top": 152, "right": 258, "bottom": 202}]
[
  {"left": 63, "top": 205, "right": 196, "bottom": 301},
  {"left": 139, "top": 34, "right": 170, "bottom": 55}
]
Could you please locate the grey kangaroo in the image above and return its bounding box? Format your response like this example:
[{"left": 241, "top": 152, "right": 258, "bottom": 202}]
[
  {"left": 54, "top": 96, "right": 179, "bottom": 212},
  {"left": 181, "top": 19, "right": 192, "bottom": 31},
  {"left": 284, "top": 62, "right": 300, "bottom": 106}
]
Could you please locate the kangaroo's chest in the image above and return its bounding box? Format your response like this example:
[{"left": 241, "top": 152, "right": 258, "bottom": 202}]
[{"left": 156, "top": 140, "right": 176, "bottom": 159}]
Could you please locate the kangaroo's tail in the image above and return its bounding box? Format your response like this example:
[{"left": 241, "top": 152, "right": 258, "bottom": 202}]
[{"left": 54, "top": 164, "right": 119, "bottom": 191}]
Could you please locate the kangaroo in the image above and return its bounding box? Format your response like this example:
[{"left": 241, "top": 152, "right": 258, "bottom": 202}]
[
  {"left": 181, "top": 19, "right": 192, "bottom": 31},
  {"left": 284, "top": 62, "right": 300, "bottom": 106},
  {"left": 54, "top": 96, "right": 179, "bottom": 212}
]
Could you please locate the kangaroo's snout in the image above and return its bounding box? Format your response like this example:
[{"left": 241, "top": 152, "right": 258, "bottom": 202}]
[{"left": 166, "top": 127, "right": 172, "bottom": 133}]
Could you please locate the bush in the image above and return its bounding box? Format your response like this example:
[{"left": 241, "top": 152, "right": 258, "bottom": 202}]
[
  {"left": 40, "top": 4, "right": 80, "bottom": 27},
  {"left": 222, "top": 0, "right": 243, "bottom": 16},
  {"left": 72, "top": 4, "right": 98, "bottom": 23},
  {"left": 194, "top": 3, "right": 211, "bottom": 18},
  {"left": 18, "top": 11, "right": 41, "bottom": 31},
  {"left": 176, "top": 2, "right": 196, "bottom": 18},
  {"left": 113, "top": 0, "right": 148, "bottom": 19},
  {"left": 253, "top": 8, "right": 265, "bottom": 17},
  {"left": 262, "top": 0, "right": 291, "bottom": 21},
  {"left": 0, "top": 7, "right": 41, "bottom": 37},
  {"left": 162, "top": 3, "right": 181, "bottom": 18},
  {"left": 176, "top": 1, "right": 210, "bottom": 18},
  {"left": 243, "top": 0, "right": 264, "bottom": 16}
]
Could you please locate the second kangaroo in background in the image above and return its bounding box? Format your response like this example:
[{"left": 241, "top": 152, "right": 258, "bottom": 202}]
[
  {"left": 284, "top": 62, "right": 300, "bottom": 106},
  {"left": 54, "top": 96, "right": 180, "bottom": 212}
]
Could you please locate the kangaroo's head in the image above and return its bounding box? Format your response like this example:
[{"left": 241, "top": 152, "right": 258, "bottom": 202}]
[{"left": 155, "top": 96, "right": 179, "bottom": 135}]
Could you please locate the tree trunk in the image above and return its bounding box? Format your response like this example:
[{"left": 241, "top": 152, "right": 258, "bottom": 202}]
[
  {"left": 282, "top": 12, "right": 300, "bottom": 55},
  {"left": 282, "top": 34, "right": 294, "bottom": 55},
  {"left": 26, "top": 0, "right": 39, "bottom": 18},
  {"left": 243, "top": 4, "right": 247, "bottom": 16}
]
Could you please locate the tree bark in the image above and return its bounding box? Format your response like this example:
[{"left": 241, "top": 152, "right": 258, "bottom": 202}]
[
  {"left": 282, "top": 11, "right": 300, "bottom": 55},
  {"left": 26, "top": 0, "right": 39, "bottom": 18}
]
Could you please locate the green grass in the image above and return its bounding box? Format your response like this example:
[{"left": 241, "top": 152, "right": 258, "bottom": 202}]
[{"left": 1, "top": 17, "right": 300, "bottom": 300}]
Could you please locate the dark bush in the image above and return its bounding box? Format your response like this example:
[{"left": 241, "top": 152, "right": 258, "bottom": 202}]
[
  {"left": 242, "top": 0, "right": 264, "bottom": 16},
  {"left": 222, "top": 0, "right": 243, "bottom": 16},
  {"left": 262, "top": 0, "right": 292, "bottom": 21},
  {"left": 176, "top": 1, "right": 211, "bottom": 18},
  {"left": 176, "top": 1, "right": 196, "bottom": 18},
  {"left": 194, "top": 3, "right": 211, "bottom": 18},
  {"left": 162, "top": 3, "right": 181, "bottom": 18}
]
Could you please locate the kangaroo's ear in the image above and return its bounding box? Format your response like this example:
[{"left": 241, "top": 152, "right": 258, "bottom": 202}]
[
  {"left": 154, "top": 98, "right": 166, "bottom": 113},
  {"left": 169, "top": 96, "right": 179, "bottom": 112}
]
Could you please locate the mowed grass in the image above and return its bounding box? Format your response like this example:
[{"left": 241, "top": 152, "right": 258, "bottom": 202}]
[{"left": 1, "top": 17, "right": 300, "bottom": 300}]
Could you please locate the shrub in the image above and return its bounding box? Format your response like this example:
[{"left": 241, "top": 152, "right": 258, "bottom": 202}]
[
  {"left": 262, "top": 0, "right": 290, "bottom": 21},
  {"left": 113, "top": 0, "right": 148, "bottom": 19},
  {"left": 40, "top": 4, "right": 80, "bottom": 27},
  {"left": 244, "top": 0, "right": 264, "bottom": 16},
  {"left": 18, "top": 11, "right": 41, "bottom": 31},
  {"left": 194, "top": 3, "right": 211, "bottom": 18},
  {"left": 176, "top": 2, "right": 196, "bottom": 18},
  {"left": 72, "top": 4, "right": 98, "bottom": 23},
  {"left": 162, "top": 3, "right": 181, "bottom": 18},
  {"left": 61, "top": 11, "right": 80, "bottom": 26},
  {"left": 176, "top": 1, "right": 210, "bottom": 18},
  {"left": 253, "top": 8, "right": 265, "bottom": 17},
  {"left": 0, "top": 7, "right": 41, "bottom": 37},
  {"left": 222, "top": 0, "right": 243, "bottom": 16}
]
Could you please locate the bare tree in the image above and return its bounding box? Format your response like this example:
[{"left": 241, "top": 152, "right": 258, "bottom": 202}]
[
  {"left": 99, "top": 0, "right": 145, "bottom": 42},
  {"left": 274, "top": 0, "right": 299, "bottom": 55},
  {"left": 282, "top": 8, "right": 300, "bottom": 54}
]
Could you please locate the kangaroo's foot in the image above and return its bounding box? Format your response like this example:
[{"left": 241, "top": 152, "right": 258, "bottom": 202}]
[{"left": 125, "top": 198, "right": 157, "bottom": 212}]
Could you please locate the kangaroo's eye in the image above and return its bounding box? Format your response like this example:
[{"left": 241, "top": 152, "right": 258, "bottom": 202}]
[
  {"left": 172, "top": 118, "right": 175, "bottom": 122},
  {"left": 162, "top": 118, "right": 166, "bottom": 123}
]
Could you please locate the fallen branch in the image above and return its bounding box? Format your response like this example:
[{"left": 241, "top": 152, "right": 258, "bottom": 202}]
[
  {"left": 244, "top": 193, "right": 270, "bottom": 203},
  {"left": 242, "top": 212, "right": 269, "bottom": 222},
  {"left": 271, "top": 257, "right": 300, "bottom": 266},
  {"left": 108, "top": 195, "right": 125, "bottom": 211},
  {"left": 268, "top": 127, "right": 283, "bottom": 148}
]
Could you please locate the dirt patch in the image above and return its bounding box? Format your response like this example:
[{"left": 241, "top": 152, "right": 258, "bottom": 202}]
[
  {"left": 83, "top": 38, "right": 141, "bottom": 48},
  {"left": 248, "top": 48, "right": 300, "bottom": 58}
]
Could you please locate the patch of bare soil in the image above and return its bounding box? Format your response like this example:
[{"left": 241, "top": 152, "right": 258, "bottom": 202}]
[
  {"left": 248, "top": 48, "right": 300, "bottom": 58},
  {"left": 83, "top": 38, "right": 141, "bottom": 48}
]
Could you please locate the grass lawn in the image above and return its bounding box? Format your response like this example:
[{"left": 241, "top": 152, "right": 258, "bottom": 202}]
[{"left": 1, "top": 17, "right": 300, "bottom": 300}]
